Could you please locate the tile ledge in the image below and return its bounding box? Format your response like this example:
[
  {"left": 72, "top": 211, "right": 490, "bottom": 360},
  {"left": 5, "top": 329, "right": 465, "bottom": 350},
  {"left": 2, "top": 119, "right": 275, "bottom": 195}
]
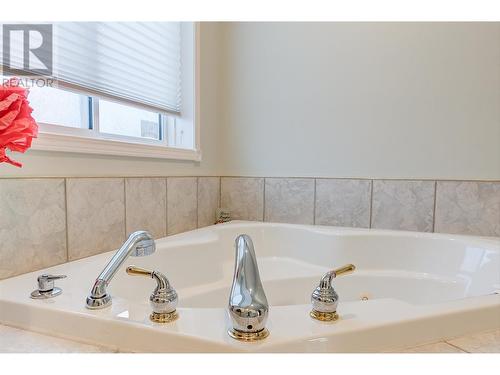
[
  {"left": 389, "top": 328, "right": 500, "bottom": 353},
  {"left": 0, "top": 324, "right": 115, "bottom": 353}
]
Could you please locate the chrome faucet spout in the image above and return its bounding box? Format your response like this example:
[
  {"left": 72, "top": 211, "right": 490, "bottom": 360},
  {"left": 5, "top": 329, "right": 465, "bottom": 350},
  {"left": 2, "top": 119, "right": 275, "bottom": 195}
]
[
  {"left": 228, "top": 234, "right": 269, "bottom": 341},
  {"left": 86, "top": 231, "right": 156, "bottom": 309}
]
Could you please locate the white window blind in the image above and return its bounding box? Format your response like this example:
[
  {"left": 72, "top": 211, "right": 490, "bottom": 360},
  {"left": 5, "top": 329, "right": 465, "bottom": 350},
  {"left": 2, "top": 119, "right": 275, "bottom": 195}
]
[{"left": 53, "top": 22, "right": 182, "bottom": 114}]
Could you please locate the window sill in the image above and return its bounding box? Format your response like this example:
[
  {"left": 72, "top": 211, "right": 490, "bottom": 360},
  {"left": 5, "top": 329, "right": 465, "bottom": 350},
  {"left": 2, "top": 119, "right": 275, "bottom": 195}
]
[{"left": 31, "top": 131, "right": 202, "bottom": 161}]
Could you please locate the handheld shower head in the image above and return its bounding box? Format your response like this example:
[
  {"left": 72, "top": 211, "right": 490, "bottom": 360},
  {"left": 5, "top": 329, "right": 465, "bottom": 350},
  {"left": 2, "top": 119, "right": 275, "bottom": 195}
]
[
  {"left": 132, "top": 238, "right": 156, "bottom": 257},
  {"left": 85, "top": 231, "right": 156, "bottom": 310}
]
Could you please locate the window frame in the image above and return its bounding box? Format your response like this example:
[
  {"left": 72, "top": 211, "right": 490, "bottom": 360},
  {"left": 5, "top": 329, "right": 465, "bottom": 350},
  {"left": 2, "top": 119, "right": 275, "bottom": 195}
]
[{"left": 30, "top": 22, "right": 201, "bottom": 162}]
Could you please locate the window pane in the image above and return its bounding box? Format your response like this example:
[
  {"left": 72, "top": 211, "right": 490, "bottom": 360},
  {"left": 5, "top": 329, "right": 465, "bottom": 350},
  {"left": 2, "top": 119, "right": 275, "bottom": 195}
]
[
  {"left": 28, "top": 86, "right": 90, "bottom": 128},
  {"left": 99, "top": 100, "right": 161, "bottom": 140}
]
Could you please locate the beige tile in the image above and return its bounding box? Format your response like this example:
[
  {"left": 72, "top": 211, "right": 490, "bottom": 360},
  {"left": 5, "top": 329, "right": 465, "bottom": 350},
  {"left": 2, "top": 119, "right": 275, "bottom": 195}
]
[
  {"left": 221, "top": 177, "right": 264, "bottom": 221},
  {"left": 0, "top": 179, "right": 67, "bottom": 279},
  {"left": 372, "top": 180, "right": 435, "bottom": 232},
  {"left": 167, "top": 177, "right": 198, "bottom": 235},
  {"left": 67, "top": 178, "right": 125, "bottom": 260},
  {"left": 198, "top": 177, "right": 220, "bottom": 228},
  {"left": 264, "top": 178, "right": 315, "bottom": 224},
  {"left": 0, "top": 324, "right": 114, "bottom": 353},
  {"left": 315, "top": 179, "right": 371, "bottom": 228},
  {"left": 398, "top": 342, "right": 466, "bottom": 353},
  {"left": 125, "top": 178, "right": 166, "bottom": 239},
  {"left": 448, "top": 330, "right": 500, "bottom": 353},
  {"left": 435, "top": 181, "right": 500, "bottom": 237}
]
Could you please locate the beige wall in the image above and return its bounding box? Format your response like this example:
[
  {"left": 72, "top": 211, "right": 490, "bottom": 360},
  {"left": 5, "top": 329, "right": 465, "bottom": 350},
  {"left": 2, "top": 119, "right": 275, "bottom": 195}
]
[
  {"left": 219, "top": 22, "right": 500, "bottom": 179},
  {"left": 0, "top": 23, "right": 222, "bottom": 178},
  {"left": 2, "top": 23, "right": 499, "bottom": 180}
]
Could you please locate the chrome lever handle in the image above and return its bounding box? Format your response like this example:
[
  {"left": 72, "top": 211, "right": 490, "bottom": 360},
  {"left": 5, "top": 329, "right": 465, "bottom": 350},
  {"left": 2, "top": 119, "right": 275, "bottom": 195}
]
[
  {"left": 126, "top": 265, "right": 170, "bottom": 291},
  {"left": 40, "top": 274, "right": 67, "bottom": 281},
  {"left": 319, "top": 264, "right": 355, "bottom": 289},
  {"left": 126, "top": 265, "right": 178, "bottom": 323},
  {"left": 125, "top": 266, "right": 153, "bottom": 277},
  {"left": 331, "top": 264, "right": 356, "bottom": 277}
]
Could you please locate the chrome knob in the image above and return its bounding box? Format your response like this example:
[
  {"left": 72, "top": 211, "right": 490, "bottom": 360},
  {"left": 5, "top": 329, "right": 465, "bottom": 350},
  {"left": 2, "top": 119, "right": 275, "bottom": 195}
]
[
  {"left": 30, "top": 274, "right": 67, "bottom": 299},
  {"left": 310, "top": 264, "right": 355, "bottom": 321},
  {"left": 126, "top": 265, "right": 178, "bottom": 323}
]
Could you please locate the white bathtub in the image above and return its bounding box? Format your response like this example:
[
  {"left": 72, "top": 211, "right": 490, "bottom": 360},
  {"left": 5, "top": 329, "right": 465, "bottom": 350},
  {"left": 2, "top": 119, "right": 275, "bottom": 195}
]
[{"left": 0, "top": 221, "right": 499, "bottom": 352}]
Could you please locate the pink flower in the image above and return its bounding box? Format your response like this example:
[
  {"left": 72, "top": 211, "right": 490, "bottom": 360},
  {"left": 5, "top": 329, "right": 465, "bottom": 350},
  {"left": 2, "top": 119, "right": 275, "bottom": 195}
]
[{"left": 0, "top": 78, "right": 38, "bottom": 167}]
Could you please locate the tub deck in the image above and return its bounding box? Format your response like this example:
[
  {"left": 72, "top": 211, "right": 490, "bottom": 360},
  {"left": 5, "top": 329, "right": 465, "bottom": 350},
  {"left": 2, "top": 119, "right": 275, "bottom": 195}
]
[{"left": 0, "top": 221, "right": 499, "bottom": 352}]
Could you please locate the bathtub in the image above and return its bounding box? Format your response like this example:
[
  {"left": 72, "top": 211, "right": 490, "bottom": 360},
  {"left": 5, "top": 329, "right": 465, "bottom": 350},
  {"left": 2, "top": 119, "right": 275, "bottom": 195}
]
[{"left": 0, "top": 221, "right": 499, "bottom": 352}]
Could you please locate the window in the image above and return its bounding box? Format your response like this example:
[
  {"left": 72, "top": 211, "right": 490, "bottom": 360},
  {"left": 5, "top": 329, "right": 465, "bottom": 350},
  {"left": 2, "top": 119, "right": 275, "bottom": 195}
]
[
  {"left": 2, "top": 22, "right": 200, "bottom": 160},
  {"left": 28, "top": 87, "right": 183, "bottom": 147},
  {"left": 28, "top": 86, "right": 89, "bottom": 129},
  {"left": 98, "top": 100, "right": 162, "bottom": 140}
]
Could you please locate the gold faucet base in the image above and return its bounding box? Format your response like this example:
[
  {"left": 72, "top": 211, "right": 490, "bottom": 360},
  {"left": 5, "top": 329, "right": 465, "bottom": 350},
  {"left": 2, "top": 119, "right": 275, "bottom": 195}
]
[
  {"left": 150, "top": 310, "right": 178, "bottom": 323},
  {"left": 228, "top": 328, "right": 269, "bottom": 342},
  {"left": 310, "top": 310, "right": 339, "bottom": 322}
]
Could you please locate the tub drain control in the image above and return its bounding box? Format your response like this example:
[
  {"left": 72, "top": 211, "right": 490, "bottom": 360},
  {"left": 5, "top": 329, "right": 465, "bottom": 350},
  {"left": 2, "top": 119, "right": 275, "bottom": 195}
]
[{"left": 30, "top": 274, "right": 67, "bottom": 299}]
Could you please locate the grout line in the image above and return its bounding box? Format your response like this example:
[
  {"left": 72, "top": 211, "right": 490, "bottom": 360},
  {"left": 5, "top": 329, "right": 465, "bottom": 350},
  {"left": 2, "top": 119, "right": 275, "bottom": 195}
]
[
  {"left": 196, "top": 177, "right": 200, "bottom": 228},
  {"left": 216, "top": 176, "right": 500, "bottom": 183},
  {"left": 369, "top": 179, "right": 374, "bottom": 228},
  {"left": 0, "top": 176, "right": 499, "bottom": 182},
  {"left": 219, "top": 176, "right": 223, "bottom": 208},
  {"left": 262, "top": 178, "right": 266, "bottom": 222},
  {"left": 443, "top": 341, "right": 470, "bottom": 353},
  {"left": 218, "top": 176, "right": 222, "bottom": 207},
  {"left": 0, "top": 175, "right": 222, "bottom": 180},
  {"left": 63, "top": 178, "right": 70, "bottom": 262},
  {"left": 123, "top": 178, "right": 127, "bottom": 239},
  {"left": 432, "top": 180, "right": 438, "bottom": 233},
  {"left": 313, "top": 178, "right": 317, "bottom": 225},
  {"left": 165, "top": 177, "right": 169, "bottom": 236}
]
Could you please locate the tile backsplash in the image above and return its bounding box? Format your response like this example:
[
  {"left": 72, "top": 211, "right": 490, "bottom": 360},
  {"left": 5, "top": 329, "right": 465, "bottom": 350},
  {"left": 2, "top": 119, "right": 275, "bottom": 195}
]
[
  {"left": 66, "top": 178, "right": 126, "bottom": 261},
  {"left": 371, "top": 180, "right": 436, "bottom": 232},
  {"left": 264, "top": 178, "right": 315, "bottom": 224},
  {"left": 315, "top": 179, "right": 371, "bottom": 228},
  {"left": 166, "top": 177, "right": 198, "bottom": 235},
  {"left": 0, "top": 176, "right": 499, "bottom": 280},
  {"left": 0, "top": 179, "right": 66, "bottom": 279},
  {"left": 197, "top": 177, "right": 221, "bottom": 228},
  {"left": 434, "top": 180, "right": 500, "bottom": 237},
  {"left": 125, "top": 177, "right": 167, "bottom": 239},
  {"left": 219, "top": 177, "right": 499, "bottom": 238},
  {"left": 220, "top": 177, "right": 264, "bottom": 221}
]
